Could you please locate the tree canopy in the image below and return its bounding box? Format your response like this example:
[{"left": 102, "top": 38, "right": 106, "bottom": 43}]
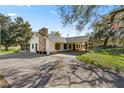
[
  {"left": 49, "top": 31, "right": 61, "bottom": 37},
  {"left": 58, "top": 6, "right": 124, "bottom": 30},
  {"left": 91, "top": 7, "right": 124, "bottom": 47},
  {"left": 0, "top": 13, "right": 32, "bottom": 50},
  {"left": 58, "top": 5, "right": 124, "bottom": 48}
]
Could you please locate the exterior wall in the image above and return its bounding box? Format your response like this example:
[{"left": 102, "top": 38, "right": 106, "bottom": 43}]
[
  {"left": 46, "top": 41, "right": 65, "bottom": 53},
  {"left": 74, "top": 42, "right": 86, "bottom": 51},
  {"left": 46, "top": 41, "right": 72, "bottom": 54},
  {"left": 61, "top": 43, "right": 71, "bottom": 51},
  {"left": 75, "top": 43, "right": 80, "bottom": 50},
  {"left": 29, "top": 33, "right": 39, "bottom": 53},
  {"left": 65, "top": 42, "right": 86, "bottom": 51},
  {"left": 46, "top": 39, "right": 56, "bottom": 54},
  {"left": 60, "top": 43, "right": 66, "bottom": 51}
]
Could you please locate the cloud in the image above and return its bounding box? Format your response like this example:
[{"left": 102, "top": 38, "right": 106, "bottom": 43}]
[
  {"left": 26, "top": 5, "right": 31, "bottom": 8},
  {"left": 16, "top": 5, "right": 31, "bottom": 8},
  {"left": 7, "top": 13, "right": 17, "bottom": 17},
  {"left": 50, "top": 10, "right": 57, "bottom": 15}
]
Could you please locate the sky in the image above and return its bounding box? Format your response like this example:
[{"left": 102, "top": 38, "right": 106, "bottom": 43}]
[
  {"left": 0, "top": 5, "right": 116, "bottom": 37},
  {"left": 0, "top": 5, "right": 94, "bottom": 37}
]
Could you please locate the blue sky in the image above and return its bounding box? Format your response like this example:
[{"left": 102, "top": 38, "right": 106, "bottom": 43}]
[
  {"left": 0, "top": 5, "right": 94, "bottom": 37},
  {"left": 0, "top": 5, "right": 117, "bottom": 37}
]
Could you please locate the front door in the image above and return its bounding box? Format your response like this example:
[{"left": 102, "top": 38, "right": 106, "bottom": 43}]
[{"left": 73, "top": 44, "right": 75, "bottom": 50}]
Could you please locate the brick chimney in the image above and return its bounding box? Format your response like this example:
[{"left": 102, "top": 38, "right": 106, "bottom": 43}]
[{"left": 38, "top": 27, "right": 48, "bottom": 51}]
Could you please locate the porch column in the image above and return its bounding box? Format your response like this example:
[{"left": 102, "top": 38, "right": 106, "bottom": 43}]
[{"left": 60, "top": 43, "right": 63, "bottom": 50}]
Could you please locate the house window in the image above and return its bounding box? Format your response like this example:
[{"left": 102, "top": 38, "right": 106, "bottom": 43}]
[
  {"left": 55, "top": 43, "right": 61, "bottom": 50},
  {"left": 69, "top": 44, "right": 71, "bottom": 49},
  {"left": 78, "top": 45, "right": 80, "bottom": 48},
  {"left": 81, "top": 45, "right": 83, "bottom": 48},
  {"left": 64, "top": 44, "right": 67, "bottom": 49},
  {"left": 76, "top": 45, "right": 78, "bottom": 48},
  {"left": 32, "top": 44, "right": 34, "bottom": 49}
]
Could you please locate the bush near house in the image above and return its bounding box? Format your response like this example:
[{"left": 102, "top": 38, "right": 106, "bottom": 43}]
[{"left": 76, "top": 48, "right": 124, "bottom": 71}]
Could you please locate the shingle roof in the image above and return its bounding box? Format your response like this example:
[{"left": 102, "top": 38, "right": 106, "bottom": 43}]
[
  {"left": 47, "top": 35, "right": 89, "bottom": 43},
  {"left": 47, "top": 35, "right": 67, "bottom": 43},
  {"left": 66, "top": 36, "right": 90, "bottom": 43}
]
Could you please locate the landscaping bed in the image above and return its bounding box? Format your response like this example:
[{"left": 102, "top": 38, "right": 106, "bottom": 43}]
[{"left": 76, "top": 48, "right": 124, "bottom": 71}]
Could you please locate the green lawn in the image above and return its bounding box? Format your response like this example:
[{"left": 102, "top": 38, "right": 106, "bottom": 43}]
[
  {"left": 0, "top": 49, "right": 19, "bottom": 54},
  {"left": 76, "top": 48, "right": 124, "bottom": 71}
]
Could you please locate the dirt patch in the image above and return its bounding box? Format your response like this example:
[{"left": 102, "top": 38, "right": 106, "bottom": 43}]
[{"left": 0, "top": 75, "right": 10, "bottom": 88}]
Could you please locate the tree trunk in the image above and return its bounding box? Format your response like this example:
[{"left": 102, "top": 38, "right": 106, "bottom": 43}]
[
  {"left": 85, "top": 41, "right": 88, "bottom": 52},
  {"left": 103, "top": 36, "right": 109, "bottom": 48},
  {"left": 89, "top": 42, "right": 90, "bottom": 50},
  {"left": 20, "top": 44, "right": 23, "bottom": 50},
  {"left": 5, "top": 44, "right": 9, "bottom": 51}
]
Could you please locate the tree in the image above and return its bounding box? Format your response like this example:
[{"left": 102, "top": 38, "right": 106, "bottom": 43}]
[
  {"left": 0, "top": 13, "right": 12, "bottom": 51},
  {"left": 49, "top": 31, "right": 61, "bottom": 37},
  {"left": 14, "top": 17, "right": 32, "bottom": 49},
  {"left": 0, "top": 14, "right": 32, "bottom": 51},
  {"left": 58, "top": 6, "right": 123, "bottom": 31},
  {"left": 92, "top": 10, "right": 124, "bottom": 48},
  {"left": 58, "top": 5, "right": 124, "bottom": 48}
]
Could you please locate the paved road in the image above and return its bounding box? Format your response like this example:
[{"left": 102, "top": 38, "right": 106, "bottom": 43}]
[{"left": 0, "top": 52, "right": 124, "bottom": 88}]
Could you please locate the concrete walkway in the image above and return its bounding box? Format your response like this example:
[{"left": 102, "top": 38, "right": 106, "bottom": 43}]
[{"left": 0, "top": 52, "right": 124, "bottom": 88}]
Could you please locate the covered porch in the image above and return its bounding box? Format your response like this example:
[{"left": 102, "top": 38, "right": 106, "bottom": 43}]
[{"left": 52, "top": 42, "right": 86, "bottom": 52}]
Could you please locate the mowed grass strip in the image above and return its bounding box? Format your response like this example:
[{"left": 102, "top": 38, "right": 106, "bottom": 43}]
[
  {"left": 76, "top": 48, "right": 124, "bottom": 71},
  {"left": 0, "top": 49, "right": 19, "bottom": 54}
]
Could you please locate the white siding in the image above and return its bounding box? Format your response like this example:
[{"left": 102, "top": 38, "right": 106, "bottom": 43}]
[
  {"left": 60, "top": 43, "right": 64, "bottom": 51},
  {"left": 46, "top": 39, "right": 56, "bottom": 54},
  {"left": 29, "top": 33, "right": 39, "bottom": 53},
  {"left": 46, "top": 41, "right": 70, "bottom": 54}
]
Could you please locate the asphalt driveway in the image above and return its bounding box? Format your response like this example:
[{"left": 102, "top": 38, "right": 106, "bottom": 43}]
[{"left": 0, "top": 52, "right": 124, "bottom": 88}]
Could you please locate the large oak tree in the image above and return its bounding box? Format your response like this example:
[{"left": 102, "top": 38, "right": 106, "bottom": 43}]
[{"left": 58, "top": 5, "right": 124, "bottom": 48}]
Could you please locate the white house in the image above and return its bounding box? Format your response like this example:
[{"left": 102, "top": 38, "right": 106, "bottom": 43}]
[
  {"left": 28, "top": 32, "right": 39, "bottom": 52},
  {"left": 28, "top": 28, "right": 90, "bottom": 54}
]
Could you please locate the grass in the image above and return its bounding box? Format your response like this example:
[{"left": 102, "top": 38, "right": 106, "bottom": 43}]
[
  {"left": 76, "top": 48, "right": 124, "bottom": 71},
  {"left": 0, "top": 49, "right": 19, "bottom": 54}
]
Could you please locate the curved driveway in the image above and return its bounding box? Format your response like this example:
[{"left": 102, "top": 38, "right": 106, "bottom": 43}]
[{"left": 0, "top": 52, "right": 124, "bottom": 88}]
